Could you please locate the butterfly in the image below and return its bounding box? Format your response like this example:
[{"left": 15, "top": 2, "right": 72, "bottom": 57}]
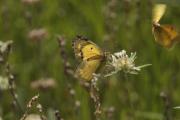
[
  {"left": 152, "top": 4, "right": 179, "bottom": 48},
  {"left": 72, "top": 35, "right": 105, "bottom": 81}
]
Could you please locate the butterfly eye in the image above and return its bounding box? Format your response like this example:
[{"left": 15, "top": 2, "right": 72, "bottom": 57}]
[{"left": 90, "top": 47, "right": 93, "bottom": 50}]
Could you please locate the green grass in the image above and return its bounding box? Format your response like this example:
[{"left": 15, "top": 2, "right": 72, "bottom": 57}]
[{"left": 0, "top": 0, "right": 180, "bottom": 120}]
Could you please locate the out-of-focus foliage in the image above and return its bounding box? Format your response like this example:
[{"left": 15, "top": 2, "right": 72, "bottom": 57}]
[{"left": 0, "top": 0, "right": 180, "bottom": 120}]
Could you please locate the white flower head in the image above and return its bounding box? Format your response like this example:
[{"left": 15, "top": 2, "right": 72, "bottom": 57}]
[{"left": 104, "top": 50, "right": 151, "bottom": 77}]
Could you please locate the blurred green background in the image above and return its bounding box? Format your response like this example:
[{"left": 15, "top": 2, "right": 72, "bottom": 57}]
[{"left": 0, "top": 0, "right": 180, "bottom": 120}]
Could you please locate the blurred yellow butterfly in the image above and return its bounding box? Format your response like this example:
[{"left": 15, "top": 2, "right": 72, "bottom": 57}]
[
  {"left": 152, "top": 4, "right": 179, "bottom": 48},
  {"left": 72, "top": 35, "right": 104, "bottom": 81}
]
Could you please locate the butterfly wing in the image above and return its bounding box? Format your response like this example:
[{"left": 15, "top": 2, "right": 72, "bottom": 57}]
[
  {"left": 161, "top": 25, "right": 178, "bottom": 40},
  {"left": 152, "top": 4, "right": 166, "bottom": 23},
  {"left": 75, "top": 59, "right": 101, "bottom": 81},
  {"left": 80, "top": 43, "right": 104, "bottom": 61},
  {"left": 73, "top": 35, "right": 104, "bottom": 81},
  {"left": 152, "top": 24, "right": 179, "bottom": 48},
  {"left": 72, "top": 36, "right": 89, "bottom": 61},
  {"left": 73, "top": 36, "right": 103, "bottom": 60}
]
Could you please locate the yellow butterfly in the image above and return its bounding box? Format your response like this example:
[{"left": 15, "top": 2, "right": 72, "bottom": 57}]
[
  {"left": 152, "top": 4, "right": 179, "bottom": 48},
  {"left": 72, "top": 35, "right": 104, "bottom": 81}
]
